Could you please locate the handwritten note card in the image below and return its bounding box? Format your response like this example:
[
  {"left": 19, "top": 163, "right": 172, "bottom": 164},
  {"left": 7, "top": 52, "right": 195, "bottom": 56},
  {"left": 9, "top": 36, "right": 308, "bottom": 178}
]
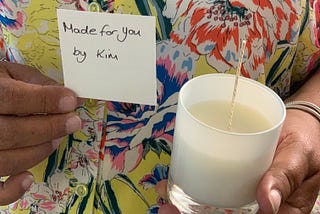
[{"left": 57, "top": 9, "right": 156, "bottom": 105}]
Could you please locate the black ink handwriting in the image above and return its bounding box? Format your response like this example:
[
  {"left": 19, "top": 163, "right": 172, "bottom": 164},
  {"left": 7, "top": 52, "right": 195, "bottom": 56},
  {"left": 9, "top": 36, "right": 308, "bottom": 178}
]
[
  {"left": 96, "top": 49, "right": 119, "bottom": 61},
  {"left": 63, "top": 22, "right": 97, "bottom": 35},
  {"left": 73, "top": 46, "right": 87, "bottom": 63}
]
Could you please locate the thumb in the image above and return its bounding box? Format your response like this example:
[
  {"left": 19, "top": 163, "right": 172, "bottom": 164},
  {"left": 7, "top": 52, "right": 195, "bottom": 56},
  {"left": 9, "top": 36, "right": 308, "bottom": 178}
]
[
  {"left": 257, "top": 184, "right": 282, "bottom": 214},
  {"left": 0, "top": 172, "right": 34, "bottom": 205},
  {"left": 256, "top": 142, "right": 307, "bottom": 213}
]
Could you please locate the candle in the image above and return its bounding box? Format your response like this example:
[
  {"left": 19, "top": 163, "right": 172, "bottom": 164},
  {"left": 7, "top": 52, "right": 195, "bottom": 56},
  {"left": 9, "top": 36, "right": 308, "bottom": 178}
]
[
  {"left": 170, "top": 100, "right": 272, "bottom": 208},
  {"left": 189, "top": 100, "right": 271, "bottom": 133},
  {"left": 168, "top": 74, "right": 286, "bottom": 212}
]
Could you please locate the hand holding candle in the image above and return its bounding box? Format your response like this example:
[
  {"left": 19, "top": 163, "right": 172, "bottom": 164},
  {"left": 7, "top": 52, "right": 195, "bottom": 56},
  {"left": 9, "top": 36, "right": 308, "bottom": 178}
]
[{"left": 168, "top": 73, "right": 286, "bottom": 213}]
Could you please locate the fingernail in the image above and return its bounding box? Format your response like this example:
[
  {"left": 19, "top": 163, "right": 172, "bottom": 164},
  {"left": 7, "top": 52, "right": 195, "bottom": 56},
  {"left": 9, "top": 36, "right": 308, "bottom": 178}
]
[
  {"left": 22, "top": 174, "right": 34, "bottom": 191},
  {"left": 52, "top": 138, "right": 64, "bottom": 149},
  {"left": 66, "top": 115, "right": 81, "bottom": 134},
  {"left": 59, "top": 96, "right": 76, "bottom": 112},
  {"left": 269, "top": 189, "right": 281, "bottom": 213}
]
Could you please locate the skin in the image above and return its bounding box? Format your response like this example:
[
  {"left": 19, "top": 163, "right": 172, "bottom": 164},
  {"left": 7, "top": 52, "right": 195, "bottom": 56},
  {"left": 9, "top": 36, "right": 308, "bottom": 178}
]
[
  {"left": 158, "top": 68, "right": 320, "bottom": 214},
  {"left": 0, "top": 62, "right": 81, "bottom": 205},
  {"left": 256, "top": 68, "right": 320, "bottom": 214},
  {"left": 1, "top": 61, "right": 319, "bottom": 212}
]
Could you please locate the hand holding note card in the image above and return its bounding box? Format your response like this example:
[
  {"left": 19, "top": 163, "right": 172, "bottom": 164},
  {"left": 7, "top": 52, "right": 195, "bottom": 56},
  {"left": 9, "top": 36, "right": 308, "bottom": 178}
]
[{"left": 57, "top": 9, "right": 156, "bottom": 105}]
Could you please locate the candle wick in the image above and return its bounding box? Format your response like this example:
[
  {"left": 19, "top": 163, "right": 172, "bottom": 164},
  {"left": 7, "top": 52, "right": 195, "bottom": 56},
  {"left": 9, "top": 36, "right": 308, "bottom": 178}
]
[{"left": 228, "top": 39, "right": 247, "bottom": 131}]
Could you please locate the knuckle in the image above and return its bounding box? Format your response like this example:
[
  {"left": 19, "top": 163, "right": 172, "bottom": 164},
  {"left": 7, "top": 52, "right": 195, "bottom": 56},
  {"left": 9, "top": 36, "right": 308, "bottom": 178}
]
[
  {"left": 268, "top": 166, "right": 300, "bottom": 199},
  {"left": 39, "top": 86, "right": 63, "bottom": 113},
  {"left": 0, "top": 117, "right": 17, "bottom": 149},
  {"left": 42, "top": 115, "right": 64, "bottom": 140},
  {"left": 280, "top": 168, "right": 300, "bottom": 193},
  {"left": 0, "top": 80, "right": 17, "bottom": 113},
  {"left": 39, "top": 86, "right": 49, "bottom": 113},
  {"left": 47, "top": 119, "right": 57, "bottom": 140},
  {"left": 25, "top": 85, "right": 48, "bottom": 114}
]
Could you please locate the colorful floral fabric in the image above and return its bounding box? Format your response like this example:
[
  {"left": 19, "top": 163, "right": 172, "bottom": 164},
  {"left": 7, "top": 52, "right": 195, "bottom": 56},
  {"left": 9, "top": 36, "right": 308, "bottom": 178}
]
[{"left": 0, "top": 0, "right": 319, "bottom": 213}]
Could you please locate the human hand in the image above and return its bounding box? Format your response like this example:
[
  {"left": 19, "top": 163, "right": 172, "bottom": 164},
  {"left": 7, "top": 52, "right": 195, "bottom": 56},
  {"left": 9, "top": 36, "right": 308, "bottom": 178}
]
[
  {"left": 156, "top": 108, "right": 320, "bottom": 214},
  {"left": 0, "top": 62, "right": 81, "bottom": 205},
  {"left": 156, "top": 180, "right": 181, "bottom": 214},
  {"left": 256, "top": 109, "right": 320, "bottom": 213},
  {"left": 156, "top": 100, "right": 320, "bottom": 214}
]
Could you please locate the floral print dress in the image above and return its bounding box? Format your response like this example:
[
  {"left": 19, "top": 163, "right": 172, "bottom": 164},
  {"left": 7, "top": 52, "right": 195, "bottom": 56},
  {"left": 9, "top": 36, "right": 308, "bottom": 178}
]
[{"left": 0, "top": 0, "right": 319, "bottom": 213}]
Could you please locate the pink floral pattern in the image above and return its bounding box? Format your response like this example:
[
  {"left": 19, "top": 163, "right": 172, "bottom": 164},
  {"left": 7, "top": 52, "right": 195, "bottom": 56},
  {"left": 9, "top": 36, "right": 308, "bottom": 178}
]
[
  {"left": 0, "top": 0, "right": 319, "bottom": 213},
  {"left": 164, "top": 0, "right": 301, "bottom": 79},
  {"left": 0, "top": 0, "right": 28, "bottom": 36}
]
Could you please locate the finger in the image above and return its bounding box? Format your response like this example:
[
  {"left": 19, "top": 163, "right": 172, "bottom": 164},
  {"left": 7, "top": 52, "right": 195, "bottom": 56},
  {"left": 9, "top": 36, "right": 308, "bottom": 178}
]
[
  {"left": 0, "top": 113, "right": 81, "bottom": 149},
  {"left": 256, "top": 141, "right": 308, "bottom": 213},
  {"left": 0, "top": 62, "right": 58, "bottom": 85},
  {"left": 277, "top": 172, "right": 320, "bottom": 214},
  {"left": 0, "top": 78, "right": 78, "bottom": 114},
  {"left": 0, "top": 171, "right": 34, "bottom": 206},
  {"left": 0, "top": 139, "right": 63, "bottom": 176},
  {"left": 158, "top": 204, "right": 181, "bottom": 214},
  {"left": 155, "top": 180, "right": 168, "bottom": 200}
]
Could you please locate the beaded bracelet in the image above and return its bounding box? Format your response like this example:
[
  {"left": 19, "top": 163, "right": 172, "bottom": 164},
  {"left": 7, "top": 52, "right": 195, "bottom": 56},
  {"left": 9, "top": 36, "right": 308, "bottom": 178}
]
[{"left": 285, "top": 101, "right": 320, "bottom": 122}]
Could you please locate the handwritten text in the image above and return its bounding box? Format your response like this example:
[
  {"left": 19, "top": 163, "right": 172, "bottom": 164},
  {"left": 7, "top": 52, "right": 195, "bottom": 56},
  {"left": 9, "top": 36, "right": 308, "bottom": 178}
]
[{"left": 63, "top": 22, "right": 142, "bottom": 43}]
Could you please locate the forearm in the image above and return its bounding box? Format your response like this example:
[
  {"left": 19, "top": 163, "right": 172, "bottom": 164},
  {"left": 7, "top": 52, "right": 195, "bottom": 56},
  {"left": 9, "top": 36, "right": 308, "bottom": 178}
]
[
  {"left": 287, "top": 68, "right": 320, "bottom": 106},
  {"left": 284, "top": 67, "right": 320, "bottom": 127}
]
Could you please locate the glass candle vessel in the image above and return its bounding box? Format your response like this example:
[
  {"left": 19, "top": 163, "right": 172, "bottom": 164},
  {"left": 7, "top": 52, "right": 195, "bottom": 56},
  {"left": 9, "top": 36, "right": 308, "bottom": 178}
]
[{"left": 168, "top": 74, "right": 286, "bottom": 214}]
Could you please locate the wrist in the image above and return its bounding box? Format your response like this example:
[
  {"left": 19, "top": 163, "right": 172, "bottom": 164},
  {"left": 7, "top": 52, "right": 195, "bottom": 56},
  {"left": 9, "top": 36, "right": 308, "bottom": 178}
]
[{"left": 285, "top": 100, "right": 320, "bottom": 124}]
